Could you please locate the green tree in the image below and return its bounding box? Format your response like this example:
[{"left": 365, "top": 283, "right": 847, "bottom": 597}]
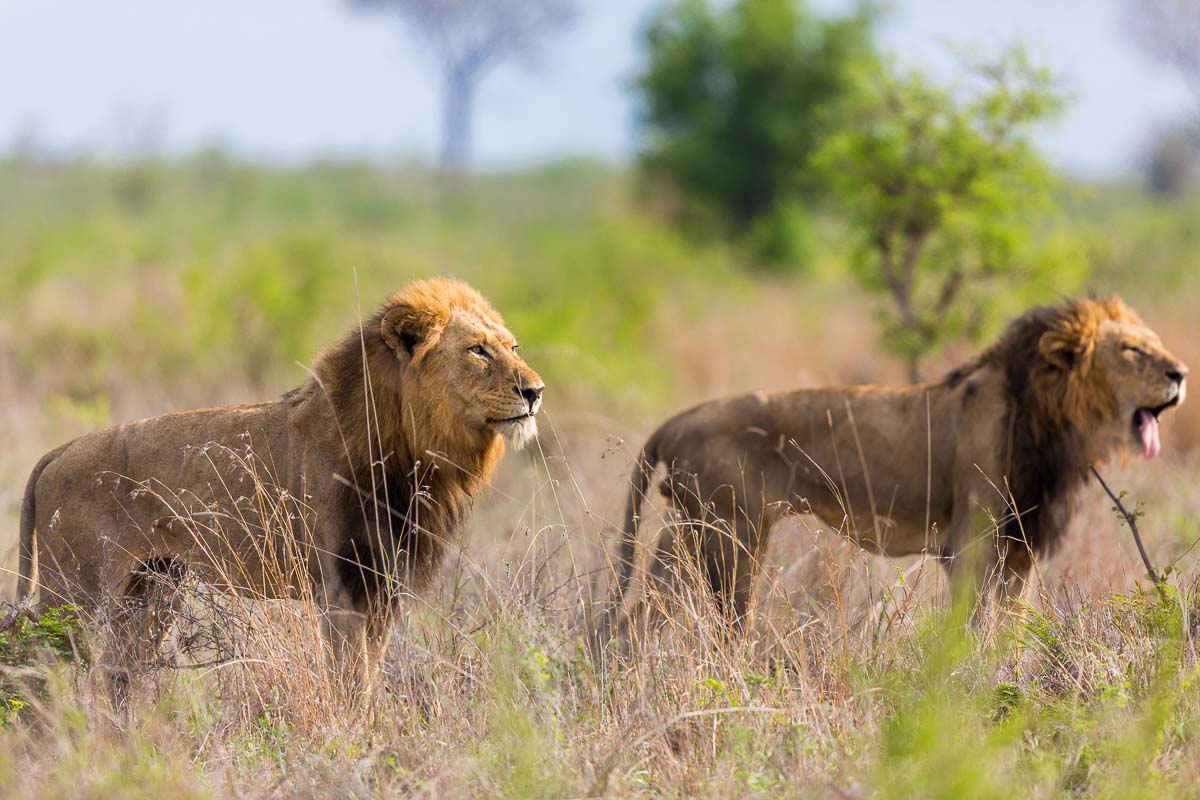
[
  {"left": 813, "top": 50, "right": 1085, "bottom": 382},
  {"left": 633, "top": 0, "right": 876, "bottom": 265}
]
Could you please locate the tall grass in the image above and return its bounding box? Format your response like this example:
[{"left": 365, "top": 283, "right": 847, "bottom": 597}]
[{"left": 3, "top": 413, "right": 1200, "bottom": 798}]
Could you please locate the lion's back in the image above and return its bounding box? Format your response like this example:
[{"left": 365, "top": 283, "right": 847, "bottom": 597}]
[{"left": 34, "top": 401, "right": 306, "bottom": 538}]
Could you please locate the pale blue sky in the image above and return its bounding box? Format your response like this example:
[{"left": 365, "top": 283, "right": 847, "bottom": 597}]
[{"left": 0, "top": 0, "right": 1192, "bottom": 175}]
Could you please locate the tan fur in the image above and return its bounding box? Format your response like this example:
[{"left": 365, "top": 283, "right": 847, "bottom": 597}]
[
  {"left": 610, "top": 297, "right": 1187, "bottom": 632},
  {"left": 16, "top": 277, "right": 544, "bottom": 703}
]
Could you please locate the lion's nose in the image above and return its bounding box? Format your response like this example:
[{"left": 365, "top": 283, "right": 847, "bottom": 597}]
[
  {"left": 515, "top": 384, "right": 544, "bottom": 410},
  {"left": 1168, "top": 366, "right": 1188, "bottom": 385}
]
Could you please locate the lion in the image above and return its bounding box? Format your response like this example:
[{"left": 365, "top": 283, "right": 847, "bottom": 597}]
[
  {"left": 15, "top": 277, "right": 544, "bottom": 703},
  {"left": 608, "top": 296, "right": 1187, "bottom": 634}
]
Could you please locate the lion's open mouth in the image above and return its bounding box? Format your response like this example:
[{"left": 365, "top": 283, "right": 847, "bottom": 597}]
[{"left": 1132, "top": 397, "right": 1179, "bottom": 460}]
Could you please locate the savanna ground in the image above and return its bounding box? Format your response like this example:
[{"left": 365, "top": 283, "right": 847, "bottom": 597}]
[{"left": 2, "top": 155, "right": 1200, "bottom": 797}]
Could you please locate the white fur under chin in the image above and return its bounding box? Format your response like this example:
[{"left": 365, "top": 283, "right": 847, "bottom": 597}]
[{"left": 501, "top": 417, "right": 538, "bottom": 450}]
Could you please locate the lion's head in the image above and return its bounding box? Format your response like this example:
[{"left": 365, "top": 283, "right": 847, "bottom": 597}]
[
  {"left": 950, "top": 296, "right": 1188, "bottom": 557},
  {"left": 1032, "top": 297, "right": 1187, "bottom": 462},
  {"left": 379, "top": 278, "right": 544, "bottom": 453},
  {"left": 314, "top": 278, "right": 544, "bottom": 489}
]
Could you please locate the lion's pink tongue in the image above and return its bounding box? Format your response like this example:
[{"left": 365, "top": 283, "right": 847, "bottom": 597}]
[{"left": 1138, "top": 409, "right": 1162, "bottom": 460}]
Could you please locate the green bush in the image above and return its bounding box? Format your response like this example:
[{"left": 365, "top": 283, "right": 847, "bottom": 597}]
[
  {"left": 633, "top": 0, "right": 877, "bottom": 265},
  {"left": 0, "top": 605, "right": 87, "bottom": 724},
  {"left": 813, "top": 49, "right": 1087, "bottom": 381}
]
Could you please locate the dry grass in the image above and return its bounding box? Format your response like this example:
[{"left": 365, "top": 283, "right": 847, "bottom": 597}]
[{"left": 3, "top": 298, "right": 1200, "bottom": 799}]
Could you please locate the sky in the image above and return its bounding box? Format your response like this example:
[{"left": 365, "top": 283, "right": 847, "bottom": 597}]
[{"left": 0, "top": 0, "right": 1193, "bottom": 176}]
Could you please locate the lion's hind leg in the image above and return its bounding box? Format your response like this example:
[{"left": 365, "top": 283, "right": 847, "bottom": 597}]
[
  {"left": 596, "top": 482, "right": 700, "bottom": 657},
  {"left": 105, "top": 556, "right": 189, "bottom": 715},
  {"left": 609, "top": 474, "right": 766, "bottom": 653},
  {"left": 621, "top": 521, "right": 693, "bottom": 643},
  {"left": 625, "top": 517, "right": 758, "bottom": 645},
  {"left": 702, "top": 517, "right": 761, "bottom": 631}
]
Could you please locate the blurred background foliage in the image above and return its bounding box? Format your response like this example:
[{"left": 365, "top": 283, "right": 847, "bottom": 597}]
[
  {"left": 0, "top": 150, "right": 1196, "bottom": 402},
  {"left": 0, "top": 154, "right": 746, "bottom": 415},
  {"left": 3, "top": 0, "right": 1198, "bottom": 418}
]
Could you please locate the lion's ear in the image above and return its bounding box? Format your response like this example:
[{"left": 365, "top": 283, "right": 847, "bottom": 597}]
[
  {"left": 1039, "top": 329, "right": 1081, "bottom": 371},
  {"left": 381, "top": 305, "right": 439, "bottom": 361}
]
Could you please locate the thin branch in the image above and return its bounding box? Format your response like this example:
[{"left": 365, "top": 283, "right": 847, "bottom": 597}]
[{"left": 1090, "top": 465, "right": 1163, "bottom": 588}]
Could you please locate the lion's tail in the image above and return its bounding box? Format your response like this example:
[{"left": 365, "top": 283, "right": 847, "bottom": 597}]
[
  {"left": 614, "top": 430, "right": 663, "bottom": 604},
  {"left": 16, "top": 445, "right": 67, "bottom": 603}
]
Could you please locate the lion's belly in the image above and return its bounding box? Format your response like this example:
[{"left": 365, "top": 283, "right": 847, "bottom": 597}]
[
  {"left": 780, "top": 446, "right": 956, "bottom": 559},
  {"left": 792, "top": 481, "right": 952, "bottom": 558}
]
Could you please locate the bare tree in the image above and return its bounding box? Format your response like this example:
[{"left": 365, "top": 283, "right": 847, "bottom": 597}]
[
  {"left": 1143, "top": 124, "right": 1199, "bottom": 197},
  {"left": 349, "top": 0, "right": 578, "bottom": 175},
  {"left": 1126, "top": 0, "right": 1200, "bottom": 116}
]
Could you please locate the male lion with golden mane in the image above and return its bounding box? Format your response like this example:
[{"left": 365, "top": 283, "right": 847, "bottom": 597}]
[
  {"left": 610, "top": 296, "right": 1186, "bottom": 632},
  {"left": 15, "top": 277, "right": 544, "bottom": 701}
]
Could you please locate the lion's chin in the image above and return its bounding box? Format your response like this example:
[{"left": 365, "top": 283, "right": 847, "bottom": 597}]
[{"left": 497, "top": 416, "right": 538, "bottom": 450}]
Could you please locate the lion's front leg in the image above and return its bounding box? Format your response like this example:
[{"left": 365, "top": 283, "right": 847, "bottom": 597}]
[
  {"left": 944, "top": 543, "right": 1001, "bottom": 625},
  {"left": 321, "top": 603, "right": 365, "bottom": 689},
  {"left": 319, "top": 588, "right": 395, "bottom": 703},
  {"left": 996, "top": 545, "right": 1034, "bottom": 608},
  {"left": 361, "top": 605, "right": 394, "bottom": 699},
  {"left": 941, "top": 490, "right": 1006, "bottom": 625}
]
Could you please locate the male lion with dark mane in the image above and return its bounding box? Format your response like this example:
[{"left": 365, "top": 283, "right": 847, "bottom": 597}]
[
  {"left": 610, "top": 297, "right": 1186, "bottom": 633},
  {"left": 15, "top": 277, "right": 544, "bottom": 702}
]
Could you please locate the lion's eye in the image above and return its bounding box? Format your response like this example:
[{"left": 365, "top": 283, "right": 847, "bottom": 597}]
[
  {"left": 1123, "top": 345, "right": 1146, "bottom": 358},
  {"left": 469, "top": 344, "right": 492, "bottom": 360}
]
